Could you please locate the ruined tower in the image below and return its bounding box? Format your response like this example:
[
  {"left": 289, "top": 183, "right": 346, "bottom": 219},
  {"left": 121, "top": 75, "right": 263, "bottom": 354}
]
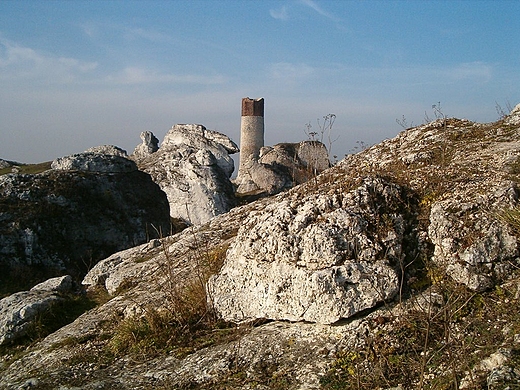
[{"left": 238, "top": 97, "right": 264, "bottom": 175}]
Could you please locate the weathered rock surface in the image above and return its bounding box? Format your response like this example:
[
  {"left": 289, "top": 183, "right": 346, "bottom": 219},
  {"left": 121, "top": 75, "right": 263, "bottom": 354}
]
[
  {"left": 0, "top": 276, "right": 73, "bottom": 345},
  {"left": 51, "top": 146, "right": 135, "bottom": 173},
  {"left": 132, "top": 124, "right": 239, "bottom": 225},
  {"left": 0, "top": 159, "right": 15, "bottom": 170},
  {"left": 132, "top": 131, "right": 159, "bottom": 157},
  {"left": 505, "top": 102, "right": 520, "bottom": 126},
  {"left": 353, "top": 117, "right": 520, "bottom": 291},
  {"left": 234, "top": 140, "right": 330, "bottom": 195},
  {"left": 84, "top": 145, "right": 128, "bottom": 157},
  {"left": 209, "top": 177, "right": 409, "bottom": 324},
  {"left": 0, "top": 151, "right": 170, "bottom": 294}
]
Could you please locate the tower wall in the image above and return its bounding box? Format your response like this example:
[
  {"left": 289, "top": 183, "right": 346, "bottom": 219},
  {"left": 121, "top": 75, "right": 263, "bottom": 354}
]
[{"left": 238, "top": 98, "right": 264, "bottom": 175}]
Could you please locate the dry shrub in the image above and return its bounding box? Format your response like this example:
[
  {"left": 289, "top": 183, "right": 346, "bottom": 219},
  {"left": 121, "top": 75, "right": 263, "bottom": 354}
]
[{"left": 108, "top": 240, "right": 233, "bottom": 359}]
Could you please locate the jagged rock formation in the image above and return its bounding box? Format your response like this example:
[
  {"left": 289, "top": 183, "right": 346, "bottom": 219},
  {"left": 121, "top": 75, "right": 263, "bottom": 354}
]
[
  {"left": 133, "top": 131, "right": 159, "bottom": 157},
  {"left": 2, "top": 107, "right": 520, "bottom": 389},
  {"left": 0, "top": 149, "right": 170, "bottom": 295},
  {"left": 0, "top": 276, "right": 73, "bottom": 345},
  {"left": 132, "top": 124, "right": 239, "bottom": 225},
  {"left": 357, "top": 117, "right": 520, "bottom": 292},
  {"left": 234, "top": 140, "right": 330, "bottom": 195}
]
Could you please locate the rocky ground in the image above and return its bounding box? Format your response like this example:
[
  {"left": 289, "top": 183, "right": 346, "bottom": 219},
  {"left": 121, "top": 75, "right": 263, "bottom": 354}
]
[{"left": 2, "top": 106, "right": 520, "bottom": 389}]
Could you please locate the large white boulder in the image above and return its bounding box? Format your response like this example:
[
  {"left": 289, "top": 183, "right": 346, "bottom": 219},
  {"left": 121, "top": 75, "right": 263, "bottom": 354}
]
[
  {"left": 208, "top": 177, "right": 407, "bottom": 324},
  {"left": 133, "top": 125, "right": 239, "bottom": 225}
]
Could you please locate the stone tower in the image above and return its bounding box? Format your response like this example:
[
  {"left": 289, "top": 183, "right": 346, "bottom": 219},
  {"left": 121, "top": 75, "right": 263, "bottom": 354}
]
[{"left": 238, "top": 97, "right": 264, "bottom": 175}]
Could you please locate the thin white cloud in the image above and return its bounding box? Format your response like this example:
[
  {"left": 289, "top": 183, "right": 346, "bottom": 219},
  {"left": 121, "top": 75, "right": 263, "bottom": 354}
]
[
  {"left": 107, "top": 66, "right": 227, "bottom": 85},
  {"left": 299, "top": 0, "right": 340, "bottom": 22},
  {"left": 270, "top": 5, "right": 289, "bottom": 21},
  {"left": 268, "top": 62, "right": 314, "bottom": 81},
  {"left": 77, "top": 21, "right": 99, "bottom": 38},
  {"left": 445, "top": 62, "right": 492, "bottom": 83},
  {"left": 123, "top": 26, "right": 173, "bottom": 43},
  {"left": 0, "top": 36, "right": 98, "bottom": 82}
]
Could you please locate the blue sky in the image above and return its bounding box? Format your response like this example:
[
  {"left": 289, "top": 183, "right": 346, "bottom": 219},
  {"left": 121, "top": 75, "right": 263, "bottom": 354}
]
[{"left": 1, "top": 0, "right": 519, "bottom": 164}]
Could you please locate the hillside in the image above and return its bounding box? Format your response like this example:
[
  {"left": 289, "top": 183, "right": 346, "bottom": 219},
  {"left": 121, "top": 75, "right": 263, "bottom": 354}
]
[{"left": 1, "top": 105, "right": 520, "bottom": 389}]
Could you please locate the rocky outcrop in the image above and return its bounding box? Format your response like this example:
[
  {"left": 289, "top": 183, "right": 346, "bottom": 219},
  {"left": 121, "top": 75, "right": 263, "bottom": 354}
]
[
  {"left": 234, "top": 140, "right": 330, "bottom": 195},
  {"left": 132, "top": 124, "right": 239, "bottom": 225},
  {"left": 133, "top": 131, "right": 159, "bottom": 157},
  {"left": 353, "top": 117, "right": 520, "bottom": 292},
  {"left": 0, "top": 159, "right": 15, "bottom": 170},
  {"left": 2, "top": 107, "right": 520, "bottom": 389},
  {"left": 0, "top": 276, "right": 73, "bottom": 345},
  {"left": 0, "top": 150, "right": 170, "bottom": 295},
  {"left": 208, "top": 177, "right": 409, "bottom": 324},
  {"left": 427, "top": 182, "right": 518, "bottom": 291},
  {"left": 51, "top": 146, "right": 134, "bottom": 172},
  {"left": 84, "top": 145, "right": 128, "bottom": 157},
  {"left": 505, "top": 102, "right": 520, "bottom": 126},
  {"left": 233, "top": 154, "right": 293, "bottom": 195}
]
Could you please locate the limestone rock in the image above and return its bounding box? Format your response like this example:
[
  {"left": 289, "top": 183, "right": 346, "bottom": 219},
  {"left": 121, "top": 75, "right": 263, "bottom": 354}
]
[
  {"left": 235, "top": 140, "right": 330, "bottom": 195},
  {"left": 234, "top": 154, "right": 292, "bottom": 195},
  {"left": 84, "top": 145, "right": 128, "bottom": 157},
  {"left": 0, "top": 159, "right": 15, "bottom": 170},
  {"left": 341, "top": 115, "right": 520, "bottom": 291},
  {"left": 133, "top": 131, "right": 159, "bottom": 157},
  {"left": 0, "top": 291, "right": 61, "bottom": 345},
  {"left": 0, "top": 275, "right": 74, "bottom": 345},
  {"left": 3, "top": 108, "right": 520, "bottom": 389},
  {"left": 460, "top": 348, "right": 520, "bottom": 389},
  {"left": 31, "top": 275, "right": 73, "bottom": 293},
  {"left": 428, "top": 182, "right": 519, "bottom": 291},
  {"left": 505, "top": 103, "right": 520, "bottom": 126},
  {"left": 51, "top": 151, "right": 136, "bottom": 173},
  {"left": 161, "top": 124, "right": 238, "bottom": 177},
  {"left": 296, "top": 140, "right": 331, "bottom": 172},
  {"left": 0, "top": 164, "right": 170, "bottom": 294},
  {"left": 208, "top": 177, "right": 409, "bottom": 324},
  {"left": 133, "top": 124, "right": 238, "bottom": 225}
]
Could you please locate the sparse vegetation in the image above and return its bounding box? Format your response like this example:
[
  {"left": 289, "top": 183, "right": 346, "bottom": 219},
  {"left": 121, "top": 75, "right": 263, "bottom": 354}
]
[
  {"left": 100, "top": 238, "right": 235, "bottom": 361},
  {"left": 320, "top": 270, "right": 520, "bottom": 389},
  {"left": 305, "top": 113, "right": 338, "bottom": 162},
  {"left": 0, "top": 161, "right": 51, "bottom": 176},
  {"left": 498, "top": 206, "right": 520, "bottom": 236}
]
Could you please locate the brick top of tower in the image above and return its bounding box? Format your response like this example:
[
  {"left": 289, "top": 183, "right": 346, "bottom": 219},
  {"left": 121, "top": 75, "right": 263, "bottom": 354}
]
[{"left": 241, "top": 97, "right": 264, "bottom": 117}]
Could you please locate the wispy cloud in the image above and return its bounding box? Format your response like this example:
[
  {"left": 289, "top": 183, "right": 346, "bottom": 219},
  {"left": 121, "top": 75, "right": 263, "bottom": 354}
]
[
  {"left": 123, "top": 26, "right": 173, "bottom": 43},
  {"left": 106, "top": 66, "right": 227, "bottom": 85},
  {"left": 0, "top": 36, "right": 98, "bottom": 82},
  {"left": 445, "top": 62, "right": 492, "bottom": 83},
  {"left": 270, "top": 5, "right": 289, "bottom": 21},
  {"left": 299, "top": 0, "right": 341, "bottom": 22},
  {"left": 268, "top": 62, "right": 314, "bottom": 82}
]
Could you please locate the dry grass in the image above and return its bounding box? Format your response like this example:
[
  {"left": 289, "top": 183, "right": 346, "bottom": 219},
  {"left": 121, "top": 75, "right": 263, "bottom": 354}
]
[
  {"left": 0, "top": 161, "right": 52, "bottom": 176},
  {"left": 106, "top": 239, "right": 235, "bottom": 360},
  {"left": 320, "top": 267, "right": 520, "bottom": 389}
]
